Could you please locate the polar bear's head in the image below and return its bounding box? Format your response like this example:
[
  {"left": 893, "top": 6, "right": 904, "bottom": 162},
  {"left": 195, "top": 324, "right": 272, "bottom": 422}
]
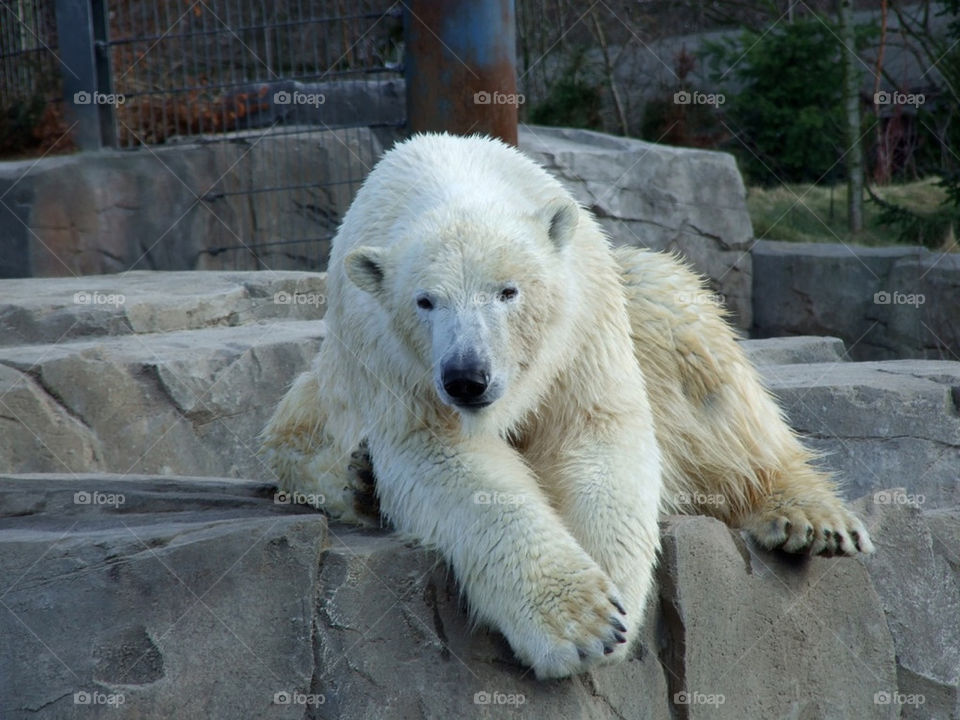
[{"left": 343, "top": 198, "right": 579, "bottom": 419}]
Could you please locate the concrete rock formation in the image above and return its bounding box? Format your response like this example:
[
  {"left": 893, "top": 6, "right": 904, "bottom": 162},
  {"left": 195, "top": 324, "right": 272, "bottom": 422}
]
[{"left": 0, "top": 271, "right": 957, "bottom": 719}]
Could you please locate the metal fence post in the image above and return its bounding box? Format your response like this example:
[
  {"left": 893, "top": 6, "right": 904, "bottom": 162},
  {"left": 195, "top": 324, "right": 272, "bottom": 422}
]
[
  {"left": 404, "top": 0, "right": 518, "bottom": 145},
  {"left": 55, "top": 0, "right": 115, "bottom": 149}
]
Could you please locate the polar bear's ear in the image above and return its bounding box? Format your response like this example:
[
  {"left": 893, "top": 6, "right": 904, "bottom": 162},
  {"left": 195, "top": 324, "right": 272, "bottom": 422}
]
[
  {"left": 538, "top": 198, "right": 579, "bottom": 250},
  {"left": 344, "top": 246, "right": 386, "bottom": 294}
]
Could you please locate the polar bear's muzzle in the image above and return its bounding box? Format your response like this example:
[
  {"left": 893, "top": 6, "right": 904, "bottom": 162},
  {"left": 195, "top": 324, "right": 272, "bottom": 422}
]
[
  {"left": 440, "top": 353, "right": 495, "bottom": 409},
  {"left": 437, "top": 353, "right": 500, "bottom": 411}
]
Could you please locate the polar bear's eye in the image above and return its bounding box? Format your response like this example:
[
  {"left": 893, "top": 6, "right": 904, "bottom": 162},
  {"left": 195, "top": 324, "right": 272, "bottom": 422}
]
[
  {"left": 416, "top": 295, "right": 434, "bottom": 311},
  {"left": 498, "top": 287, "right": 518, "bottom": 302}
]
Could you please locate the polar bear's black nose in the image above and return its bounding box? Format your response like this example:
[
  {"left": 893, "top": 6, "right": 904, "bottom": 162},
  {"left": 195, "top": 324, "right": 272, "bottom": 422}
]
[{"left": 442, "top": 363, "right": 490, "bottom": 405}]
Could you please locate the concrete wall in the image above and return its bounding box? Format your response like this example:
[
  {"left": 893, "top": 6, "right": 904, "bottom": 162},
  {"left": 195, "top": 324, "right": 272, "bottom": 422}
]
[{"left": 752, "top": 240, "right": 960, "bottom": 360}]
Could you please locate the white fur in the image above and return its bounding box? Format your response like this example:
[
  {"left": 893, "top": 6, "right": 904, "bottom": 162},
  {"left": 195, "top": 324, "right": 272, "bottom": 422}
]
[{"left": 261, "top": 133, "right": 872, "bottom": 680}]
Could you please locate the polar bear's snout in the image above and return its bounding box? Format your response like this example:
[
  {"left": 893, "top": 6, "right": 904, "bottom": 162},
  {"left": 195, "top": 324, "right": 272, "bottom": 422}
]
[{"left": 440, "top": 353, "right": 492, "bottom": 408}]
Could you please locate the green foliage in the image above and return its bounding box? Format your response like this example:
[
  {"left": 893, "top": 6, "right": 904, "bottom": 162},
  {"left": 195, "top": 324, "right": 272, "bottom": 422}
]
[
  {"left": 866, "top": 178, "right": 958, "bottom": 249},
  {"left": 528, "top": 51, "right": 603, "bottom": 131},
  {"left": 702, "top": 19, "right": 872, "bottom": 186}
]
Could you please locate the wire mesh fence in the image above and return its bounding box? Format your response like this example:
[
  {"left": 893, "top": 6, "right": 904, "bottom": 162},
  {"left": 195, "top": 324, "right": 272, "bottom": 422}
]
[
  {"left": 1, "top": 0, "right": 406, "bottom": 271},
  {"left": 0, "top": 0, "right": 65, "bottom": 156}
]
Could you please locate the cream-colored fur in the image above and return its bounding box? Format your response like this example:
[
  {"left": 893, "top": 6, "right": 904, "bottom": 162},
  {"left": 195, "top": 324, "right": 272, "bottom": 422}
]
[{"left": 260, "top": 132, "right": 872, "bottom": 680}]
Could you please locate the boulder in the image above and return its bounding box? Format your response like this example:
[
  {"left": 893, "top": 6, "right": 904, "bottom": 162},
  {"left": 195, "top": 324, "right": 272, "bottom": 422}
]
[
  {"left": 752, "top": 239, "right": 960, "bottom": 360},
  {"left": 0, "top": 127, "right": 398, "bottom": 278},
  {"left": 4, "top": 473, "right": 946, "bottom": 720},
  {"left": 519, "top": 125, "right": 755, "bottom": 328},
  {"left": 762, "top": 360, "right": 960, "bottom": 507}
]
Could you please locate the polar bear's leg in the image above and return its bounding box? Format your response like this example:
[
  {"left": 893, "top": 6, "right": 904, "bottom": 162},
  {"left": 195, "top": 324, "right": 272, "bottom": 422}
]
[
  {"left": 529, "top": 411, "right": 662, "bottom": 663},
  {"left": 260, "top": 345, "right": 376, "bottom": 526},
  {"left": 614, "top": 246, "right": 874, "bottom": 556},
  {"left": 369, "top": 430, "right": 630, "bottom": 679}
]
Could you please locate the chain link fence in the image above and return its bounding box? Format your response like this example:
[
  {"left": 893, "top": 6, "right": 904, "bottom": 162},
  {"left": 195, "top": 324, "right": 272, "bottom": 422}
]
[{"left": 1, "top": 0, "right": 405, "bottom": 270}]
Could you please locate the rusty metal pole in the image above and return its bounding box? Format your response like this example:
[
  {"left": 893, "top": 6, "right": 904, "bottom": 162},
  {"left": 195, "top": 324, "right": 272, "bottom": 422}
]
[{"left": 404, "top": 0, "right": 519, "bottom": 146}]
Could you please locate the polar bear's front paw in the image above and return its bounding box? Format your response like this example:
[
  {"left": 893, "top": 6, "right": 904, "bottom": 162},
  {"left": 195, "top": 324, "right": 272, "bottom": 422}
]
[
  {"left": 524, "top": 566, "right": 630, "bottom": 679},
  {"left": 742, "top": 493, "right": 874, "bottom": 556}
]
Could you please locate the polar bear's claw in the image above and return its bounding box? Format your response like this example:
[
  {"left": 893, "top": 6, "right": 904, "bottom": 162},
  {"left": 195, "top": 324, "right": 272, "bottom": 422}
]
[{"left": 742, "top": 494, "right": 874, "bottom": 557}]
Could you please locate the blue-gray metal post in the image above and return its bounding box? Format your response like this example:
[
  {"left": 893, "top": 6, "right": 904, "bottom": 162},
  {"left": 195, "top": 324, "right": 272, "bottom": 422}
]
[
  {"left": 404, "top": 0, "right": 518, "bottom": 145},
  {"left": 55, "top": 0, "right": 115, "bottom": 149}
]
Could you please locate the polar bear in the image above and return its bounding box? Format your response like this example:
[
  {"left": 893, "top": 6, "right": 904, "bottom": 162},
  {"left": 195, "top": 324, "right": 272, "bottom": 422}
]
[{"left": 261, "top": 132, "right": 873, "bottom": 680}]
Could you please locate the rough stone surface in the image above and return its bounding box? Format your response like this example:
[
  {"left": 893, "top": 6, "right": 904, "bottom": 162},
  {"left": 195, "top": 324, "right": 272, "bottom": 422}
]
[
  {"left": 0, "top": 270, "right": 327, "bottom": 345},
  {"left": 739, "top": 335, "right": 848, "bottom": 366},
  {"left": 0, "top": 319, "right": 323, "bottom": 478},
  {"left": 659, "top": 515, "right": 898, "bottom": 720},
  {"left": 0, "top": 272, "right": 958, "bottom": 718},
  {"left": 0, "top": 126, "right": 398, "bottom": 277},
  {"left": 0, "top": 475, "right": 325, "bottom": 720},
  {"left": 519, "top": 125, "right": 755, "bottom": 328},
  {"left": 855, "top": 495, "right": 960, "bottom": 720},
  {"left": 762, "top": 360, "right": 960, "bottom": 507},
  {"left": 752, "top": 239, "right": 960, "bottom": 361},
  {"left": 6, "top": 473, "right": 952, "bottom": 720}
]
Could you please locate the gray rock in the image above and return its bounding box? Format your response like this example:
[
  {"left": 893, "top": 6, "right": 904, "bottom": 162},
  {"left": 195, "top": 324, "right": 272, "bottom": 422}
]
[
  {"left": 519, "top": 125, "right": 755, "bottom": 328},
  {"left": 752, "top": 239, "right": 960, "bottom": 361},
  {"left": 0, "top": 270, "right": 327, "bottom": 345},
  {"left": 0, "top": 474, "right": 325, "bottom": 720},
  {"left": 658, "top": 515, "right": 898, "bottom": 720},
  {"left": 8, "top": 473, "right": 945, "bottom": 720},
  {"left": 856, "top": 496, "right": 960, "bottom": 720},
  {"left": 739, "top": 336, "right": 848, "bottom": 366},
  {"left": 0, "top": 321, "right": 323, "bottom": 478},
  {"left": 761, "top": 360, "right": 960, "bottom": 507},
  {"left": 0, "top": 127, "right": 398, "bottom": 278}
]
